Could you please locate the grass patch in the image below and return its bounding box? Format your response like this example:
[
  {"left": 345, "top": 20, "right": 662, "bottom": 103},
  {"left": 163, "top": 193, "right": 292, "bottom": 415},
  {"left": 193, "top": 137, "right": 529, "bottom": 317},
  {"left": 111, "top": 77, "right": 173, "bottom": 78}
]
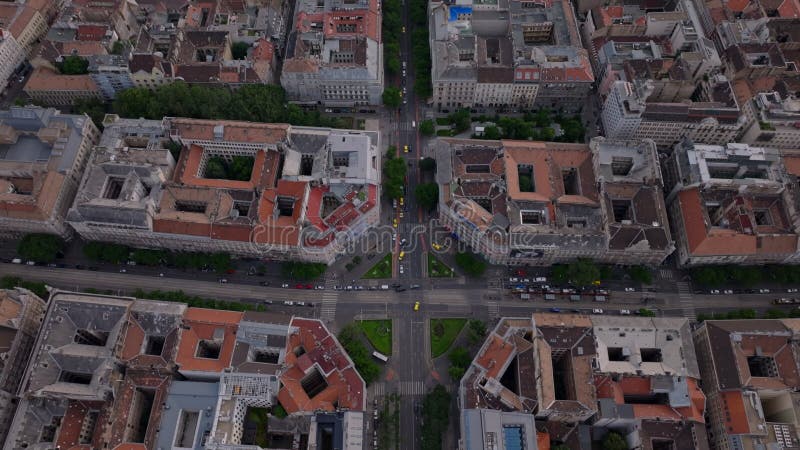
[
  {"left": 435, "top": 117, "right": 450, "bottom": 126},
  {"left": 436, "top": 129, "right": 454, "bottom": 137},
  {"left": 359, "top": 320, "right": 392, "bottom": 355},
  {"left": 363, "top": 253, "right": 392, "bottom": 279},
  {"left": 430, "top": 318, "right": 466, "bottom": 358},
  {"left": 246, "top": 407, "right": 269, "bottom": 447},
  {"left": 427, "top": 253, "right": 453, "bottom": 278}
]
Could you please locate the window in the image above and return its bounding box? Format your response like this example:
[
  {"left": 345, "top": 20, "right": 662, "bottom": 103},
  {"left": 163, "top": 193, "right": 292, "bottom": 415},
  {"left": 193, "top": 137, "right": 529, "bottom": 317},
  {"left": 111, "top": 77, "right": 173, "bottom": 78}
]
[
  {"left": 59, "top": 370, "right": 93, "bottom": 384},
  {"left": 195, "top": 339, "right": 221, "bottom": 359},
  {"left": 748, "top": 355, "right": 777, "bottom": 377},
  {"left": 640, "top": 348, "right": 662, "bottom": 363},
  {"left": 174, "top": 201, "right": 207, "bottom": 213},
  {"left": 607, "top": 347, "right": 629, "bottom": 362},
  {"left": 754, "top": 209, "right": 772, "bottom": 225},
  {"left": 174, "top": 410, "right": 199, "bottom": 447},
  {"left": 518, "top": 164, "right": 534, "bottom": 192},
  {"left": 521, "top": 210, "right": 543, "bottom": 225},
  {"left": 612, "top": 200, "right": 632, "bottom": 222},
  {"left": 465, "top": 164, "right": 490, "bottom": 173},
  {"left": 251, "top": 349, "right": 280, "bottom": 364},
  {"left": 144, "top": 335, "right": 165, "bottom": 356},
  {"left": 611, "top": 156, "right": 634, "bottom": 176},
  {"left": 103, "top": 177, "right": 125, "bottom": 199},
  {"left": 277, "top": 196, "right": 295, "bottom": 217},
  {"left": 562, "top": 168, "right": 579, "bottom": 195},
  {"left": 300, "top": 368, "right": 329, "bottom": 398},
  {"left": 336, "top": 23, "right": 356, "bottom": 32},
  {"left": 74, "top": 329, "right": 109, "bottom": 346}
]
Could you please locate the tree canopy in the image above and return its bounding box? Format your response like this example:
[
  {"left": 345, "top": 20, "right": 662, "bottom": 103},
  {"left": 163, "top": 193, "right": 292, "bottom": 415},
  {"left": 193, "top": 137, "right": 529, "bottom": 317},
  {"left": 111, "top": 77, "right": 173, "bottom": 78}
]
[
  {"left": 421, "top": 385, "right": 451, "bottom": 450},
  {"left": 551, "top": 258, "right": 602, "bottom": 286},
  {"left": 17, "top": 234, "right": 64, "bottom": 263},
  {"left": 455, "top": 252, "right": 487, "bottom": 277},
  {"left": 414, "top": 183, "right": 439, "bottom": 211},
  {"left": 58, "top": 55, "right": 89, "bottom": 75},
  {"left": 383, "top": 87, "right": 402, "bottom": 108},
  {"left": 231, "top": 41, "right": 250, "bottom": 60},
  {"left": 602, "top": 432, "right": 628, "bottom": 450},
  {"left": 419, "top": 119, "right": 435, "bottom": 136},
  {"left": 114, "top": 83, "right": 347, "bottom": 128},
  {"left": 383, "top": 156, "right": 407, "bottom": 200}
]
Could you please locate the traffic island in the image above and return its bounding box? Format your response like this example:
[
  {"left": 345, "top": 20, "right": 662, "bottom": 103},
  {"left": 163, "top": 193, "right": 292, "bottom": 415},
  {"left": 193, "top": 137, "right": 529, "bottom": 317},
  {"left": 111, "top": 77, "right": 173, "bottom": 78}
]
[
  {"left": 427, "top": 253, "right": 454, "bottom": 278},
  {"left": 430, "top": 318, "right": 467, "bottom": 358},
  {"left": 362, "top": 254, "right": 393, "bottom": 279},
  {"left": 358, "top": 319, "right": 392, "bottom": 355}
]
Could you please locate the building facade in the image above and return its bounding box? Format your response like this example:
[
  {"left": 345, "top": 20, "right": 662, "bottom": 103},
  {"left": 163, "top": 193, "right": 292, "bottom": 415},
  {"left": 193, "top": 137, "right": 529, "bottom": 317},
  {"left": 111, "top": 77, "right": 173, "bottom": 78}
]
[{"left": 0, "top": 106, "right": 100, "bottom": 238}]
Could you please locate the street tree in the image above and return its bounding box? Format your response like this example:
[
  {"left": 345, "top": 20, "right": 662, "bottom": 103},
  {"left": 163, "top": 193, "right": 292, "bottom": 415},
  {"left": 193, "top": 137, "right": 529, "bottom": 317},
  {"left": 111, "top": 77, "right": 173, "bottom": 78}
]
[{"left": 383, "top": 87, "right": 402, "bottom": 108}]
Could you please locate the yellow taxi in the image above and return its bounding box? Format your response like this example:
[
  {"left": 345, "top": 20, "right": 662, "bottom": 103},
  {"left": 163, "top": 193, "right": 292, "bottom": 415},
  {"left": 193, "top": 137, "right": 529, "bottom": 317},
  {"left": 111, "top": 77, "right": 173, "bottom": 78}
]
[
  {"left": 393, "top": 218, "right": 398, "bottom": 228},
  {"left": 413, "top": 301, "right": 420, "bottom": 311},
  {"left": 431, "top": 243, "right": 442, "bottom": 251},
  {"left": 399, "top": 197, "right": 404, "bottom": 207},
  {"left": 399, "top": 251, "right": 405, "bottom": 261},
  {"left": 402, "top": 26, "right": 406, "bottom": 33},
  {"left": 403, "top": 145, "right": 409, "bottom": 153}
]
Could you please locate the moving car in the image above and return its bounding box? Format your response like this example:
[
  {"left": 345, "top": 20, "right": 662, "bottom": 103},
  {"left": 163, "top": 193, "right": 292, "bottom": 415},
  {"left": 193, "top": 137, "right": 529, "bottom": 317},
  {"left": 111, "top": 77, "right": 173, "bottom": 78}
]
[
  {"left": 414, "top": 301, "right": 420, "bottom": 311},
  {"left": 403, "top": 145, "right": 409, "bottom": 153},
  {"left": 431, "top": 243, "right": 442, "bottom": 250}
]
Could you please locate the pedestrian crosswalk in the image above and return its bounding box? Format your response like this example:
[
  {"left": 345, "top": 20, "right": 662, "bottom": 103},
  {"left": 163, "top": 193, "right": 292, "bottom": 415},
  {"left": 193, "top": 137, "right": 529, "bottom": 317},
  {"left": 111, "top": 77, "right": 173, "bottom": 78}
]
[
  {"left": 659, "top": 269, "right": 673, "bottom": 280},
  {"left": 677, "top": 281, "right": 695, "bottom": 319},
  {"left": 397, "top": 381, "right": 425, "bottom": 396},
  {"left": 321, "top": 276, "right": 338, "bottom": 322},
  {"left": 487, "top": 301, "right": 499, "bottom": 318},
  {"left": 370, "top": 382, "right": 385, "bottom": 397}
]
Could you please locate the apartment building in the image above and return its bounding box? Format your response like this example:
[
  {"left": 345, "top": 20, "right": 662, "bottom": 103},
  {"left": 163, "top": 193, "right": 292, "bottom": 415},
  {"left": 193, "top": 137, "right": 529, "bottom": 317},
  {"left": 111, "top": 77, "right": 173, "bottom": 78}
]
[
  {"left": 0, "top": 29, "right": 24, "bottom": 95},
  {"left": 591, "top": 316, "right": 709, "bottom": 450},
  {"left": 694, "top": 319, "right": 800, "bottom": 450},
  {"left": 67, "top": 115, "right": 381, "bottom": 263},
  {"left": 87, "top": 54, "right": 135, "bottom": 100},
  {"left": 740, "top": 91, "right": 800, "bottom": 149},
  {"left": 663, "top": 139, "right": 800, "bottom": 266},
  {"left": 0, "top": 0, "right": 49, "bottom": 57},
  {"left": 0, "top": 106, "right": 100, "bottom": 238},
  {"left": 281, "top": 0, "right": 383, "bottom": 107},
  {"left": 601, "top": 75, "right": 747, "bottom": 148},
  {"left": 128, "top": 53, "right": 175, "bottom": 89},
  {"left": 23, "top": 68, "right": 103, "bottom": 106},
  {"left": 436, "top": 137, "right": 673, "bottom": 266},
  {"left": 0, "top": 288, "right": 46, "bottom": 446},
  {"left": 459, "top": 314, "right": 708, "bottom": 450},
  {"left": 3, "top": 290, "right": 368, "bottom": 450},
  {"left": 429, "top": 0, "right": 593, "bottom": 113}
]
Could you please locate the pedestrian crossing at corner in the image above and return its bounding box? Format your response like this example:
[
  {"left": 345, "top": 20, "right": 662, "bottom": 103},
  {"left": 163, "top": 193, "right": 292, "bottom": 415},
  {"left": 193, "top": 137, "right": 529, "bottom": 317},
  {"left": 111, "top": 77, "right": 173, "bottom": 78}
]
[
  {"left": 487, "top": 301, "right": 499, "bottom": 318},
  {"left": 659, "top": 269, "right": 674, "bottom": 280},
  {"left": 398, "top": 381, "right": 424, "bottom": 396},
  {"left": 677, "top": 281, "right": 695, "bottom": 319}
]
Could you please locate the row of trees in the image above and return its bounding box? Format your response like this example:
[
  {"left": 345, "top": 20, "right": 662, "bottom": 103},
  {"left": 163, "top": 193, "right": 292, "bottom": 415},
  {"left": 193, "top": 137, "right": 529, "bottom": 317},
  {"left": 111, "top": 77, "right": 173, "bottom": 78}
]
[
  {"left": 132, "top": 288, "right": 267, "bottom": 312},
  {"left": 414, "top": 183, "right": 439, "bottom": 211},
  {"left": 383, "top": 146, "right": 407, "bottom": 200},
  {"left": 114, "top": 83, "right": 348, "bottom": 129},
  {"left": 17, "top": 234, "right": 64, "bottom": 263},
  {"left": 1, "top": 276, "right": 48, "bottom": 299},
  {"left": 280, "top": 261, "right": 327, "bottom": 280},
  {"left": 410, "top": 0, "right": 432, "bottom": 97},
  {"left": 337, "top": 324, "right": 380, "bottom": 385},
  {"left": 473, "top": 111, "right": 585, "bottom": 143},
  {"left": 691, "top": 264, "right": 800, "bottom": 287},
  {"left": 421, "top": 384, "right": 451, "bottom": 450},
  {"left": 382, "top": 0, "right": 402, "bottom": 75},
  {"left": 205, "top": 155, "right": 254, "bottom": 181},
  {"left": 83, "top": 241, "right": 232, "bottom": 272}
]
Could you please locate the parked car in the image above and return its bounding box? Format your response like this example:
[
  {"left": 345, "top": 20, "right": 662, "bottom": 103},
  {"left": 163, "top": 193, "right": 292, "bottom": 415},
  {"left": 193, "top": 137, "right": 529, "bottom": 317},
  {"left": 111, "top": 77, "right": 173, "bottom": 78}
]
[
  {"left": 549, "top": 307, "right": 561, "bottom": 313},
  {"left": 624, "top": 287, "right": 636, "bottom": 292},
  {"left": 759, "top": 289, "right": 771, "bottom": 294},
  {"left": 788, "top": 288, "right": 799, "bottom": 293},
  {"left": 281, "top": 283, "right": 289, "bottom": 288},
  {"left": 723, "top": 289, "right": 733, "bottom": 294},
  {"left": 219, "top": 278, "right": 228, "bottom": 284},
  {"left": 709, "top": 290, "right": 720, "bottom": 294},
  {"left": 592, "top": 308, "right": 604, "bottom": 314},
  {"left": 259, "top": 281, "right": 270, "bottom": 287},
  {"left": 620, "top": 309, "right": 631, "bottom": 315},
  {"left": 11, "top": 258, "right": 21, "bottom": 264}
]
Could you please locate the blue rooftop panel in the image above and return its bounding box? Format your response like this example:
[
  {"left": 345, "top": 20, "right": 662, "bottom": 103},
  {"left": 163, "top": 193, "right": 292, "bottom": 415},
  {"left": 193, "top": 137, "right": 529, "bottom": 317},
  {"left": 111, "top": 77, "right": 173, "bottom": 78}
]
[
  {"left": 449, "top": 6, "right": 472, "bottom": 21},
  {"left": 503, "top": 425, "right": 524, "bottom": 450}
]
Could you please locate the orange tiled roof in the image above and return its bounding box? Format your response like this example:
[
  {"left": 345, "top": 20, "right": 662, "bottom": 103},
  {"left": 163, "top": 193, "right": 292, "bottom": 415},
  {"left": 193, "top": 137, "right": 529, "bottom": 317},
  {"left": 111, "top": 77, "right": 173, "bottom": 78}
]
[
  {"left": 8, "top": 6, "right": 36, "bottom": 40},
  {"left": 25, "top": 68, "right": 99, "bottom": 92},
  {"left": 784, "top": 154, "right": 800, "bottom": 176},
  {"left": 475, "top": 334, "right": 516, "bottom": 379},
  {"left": 677, "top": 188, "right": 757, "bottom": 256},
  {"left": 170, "top": 118, "right": 289, "bottom": 144},
  {"left": 779, "top": 0, "right": 800, "bottom": 17},
  {"left": 175, "top": 308, "right": 242, "bottom": 373},
  {"left": 721, "top": 391, "right": 751, "bottom": 434}
]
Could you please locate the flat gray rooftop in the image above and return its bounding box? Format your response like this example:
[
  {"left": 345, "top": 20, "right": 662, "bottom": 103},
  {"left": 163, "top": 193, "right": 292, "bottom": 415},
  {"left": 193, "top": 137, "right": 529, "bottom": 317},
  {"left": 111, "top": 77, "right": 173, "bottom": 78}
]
[{"left": 0, "top": 136, "right": 52, "bottom": 162}]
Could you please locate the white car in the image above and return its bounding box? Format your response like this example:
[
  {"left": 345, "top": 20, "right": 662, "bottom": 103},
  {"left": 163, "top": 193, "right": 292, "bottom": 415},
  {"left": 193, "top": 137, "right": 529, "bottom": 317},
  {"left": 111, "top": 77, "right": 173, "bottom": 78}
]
[
  {"left": 592, "top": 308, "right": 604, "bottom": 314},
  {"left": 788, "top": 288, "right": 799, "bottom": 293},
  {"left": 281, "top": 283, "right": 289, "bottom": 288},
  {"left": 759, "top": 289, "right": 771, "bottom": 294},
  {"left": 723, "top": 289, "right": 734, "bottom": 294},
  {"left": 624, "top": 287, "right": 635, "bottom": 292},
  {"left": 709, "top": 289, "right": 720, "bottom": 294},
  {"left": 316, "top": 285, "right": 325, "bottom": 290},
  {"left": 620, "top": 309, "right": 631, "bottom": 315},
  {"left": 284, "top": 301, "right": 294, "bottom": 306},
  {"left": 399, "top": 265, "right": 405, "bottom": 274}
]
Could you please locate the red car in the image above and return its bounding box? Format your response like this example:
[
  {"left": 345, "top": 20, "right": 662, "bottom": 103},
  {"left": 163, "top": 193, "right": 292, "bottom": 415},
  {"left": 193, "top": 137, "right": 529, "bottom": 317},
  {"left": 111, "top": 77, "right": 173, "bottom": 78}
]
[
  {"left": 226, "top": 269, "right": 236, "bottom": 274},
  {"left": 515, "top": 269, "right": 526, "bottom": 276},
  {"left": 305, "top": 284, "right": 313, "bottom": 289},
  {"left": 295, "top": 283, "right": 304, "bottom": 289}
]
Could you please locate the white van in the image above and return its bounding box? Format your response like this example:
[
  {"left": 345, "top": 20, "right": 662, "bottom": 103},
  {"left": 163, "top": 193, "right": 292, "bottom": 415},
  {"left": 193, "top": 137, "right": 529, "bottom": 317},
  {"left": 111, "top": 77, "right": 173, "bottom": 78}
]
[
  {"left": 372, "top": 351, "right": 389, "bottom": 362},
  {"left": 380, "top": 285, "right": 389, "bottom": 290}
]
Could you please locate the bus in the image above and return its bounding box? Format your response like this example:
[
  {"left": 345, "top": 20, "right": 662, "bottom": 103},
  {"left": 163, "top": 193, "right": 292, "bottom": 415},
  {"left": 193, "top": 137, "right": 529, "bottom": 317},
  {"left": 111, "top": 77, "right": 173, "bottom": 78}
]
[{"left": 372, "top": 351, "right": 389, "bottom": 363}]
